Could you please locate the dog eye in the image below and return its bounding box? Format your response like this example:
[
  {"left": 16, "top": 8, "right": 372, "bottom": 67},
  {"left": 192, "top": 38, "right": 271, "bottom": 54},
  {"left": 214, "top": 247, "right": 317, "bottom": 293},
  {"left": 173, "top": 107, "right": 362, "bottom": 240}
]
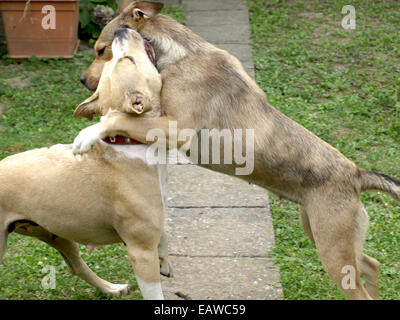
[
  {"left": 132, "top": 10, "right": 144, "bottom": 18},
  {"left": 98, "top": 48, "right": 105, "bottom": 57}
]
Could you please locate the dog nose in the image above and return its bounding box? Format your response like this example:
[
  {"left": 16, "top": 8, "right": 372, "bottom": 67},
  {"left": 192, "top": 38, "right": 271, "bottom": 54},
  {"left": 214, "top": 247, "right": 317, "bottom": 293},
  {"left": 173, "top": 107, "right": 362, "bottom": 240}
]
[
  {"left": 80, "top": 75, "right": 87, "bottom": 85},
  {"left": 114, "top": 28, "right": 131, "bottom": 40}
]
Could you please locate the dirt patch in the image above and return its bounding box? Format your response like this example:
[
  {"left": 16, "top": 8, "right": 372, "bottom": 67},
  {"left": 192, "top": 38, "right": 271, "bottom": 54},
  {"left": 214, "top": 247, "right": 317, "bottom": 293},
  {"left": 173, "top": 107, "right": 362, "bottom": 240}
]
[
  {"left": 6, "top": 76, "right": 31, "bottom": 88},
  {"left": 311, "top": 24, "right": 331, "bottom": 42},
  {"left": 333, "top": 127, "right": 354, "bottom": 139},
  {"left": 339, "top": 37, "right": 352, "bottom": 45},
  {"left": 2, "top": 63, "right": 23, "bottom": 73},
  {"left": 1, "top": 64, "right": 38, "bottom": 88},
  {"left": 377, "top": 53, "right": 388, "bottom": 60},
  {"left": 333, "top": 63, "right": 348, "bottom": 72},
  {"left": 301, "top": 12, "right": 351, "bottom": 45},
  {"left": 298, "top": 12, "right": 323, "bottom": 20},
  {"left": 5, "top": 71, "right": 37, "bottom": 88},
  {"left": 79, "top": 40, "right": 94, "bottom": 54}
]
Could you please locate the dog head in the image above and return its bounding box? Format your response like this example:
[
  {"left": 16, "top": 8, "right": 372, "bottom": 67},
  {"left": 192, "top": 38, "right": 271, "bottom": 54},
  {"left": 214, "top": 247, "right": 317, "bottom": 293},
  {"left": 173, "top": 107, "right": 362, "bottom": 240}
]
[
  {"left": 74, "top": 28, "right": 162, "bottom": 120},
  {"left": 80, "top": 1, "right": 164, "bottom": 91}
]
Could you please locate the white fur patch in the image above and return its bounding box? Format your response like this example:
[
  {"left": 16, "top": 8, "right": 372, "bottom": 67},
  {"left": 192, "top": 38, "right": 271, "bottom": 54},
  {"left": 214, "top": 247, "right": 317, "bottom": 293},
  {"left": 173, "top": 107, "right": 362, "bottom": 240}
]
[
  {"left": 153, "top": 35, "right": 188, "bottom": 69},
  {"left": 49, "top": 144, "right": 71, "bottom": 151},
  {"left": 109, "top": 38, "right": 128, "bottom": 79},
  {"left": 100, "top": 108, "right": 117, "bottom": 121},
  {"left": 136, "top": 276, "right": 164, "bottom": 300},
  {"left": 99, "top": 140, "right": 149, "bottom": 163}
]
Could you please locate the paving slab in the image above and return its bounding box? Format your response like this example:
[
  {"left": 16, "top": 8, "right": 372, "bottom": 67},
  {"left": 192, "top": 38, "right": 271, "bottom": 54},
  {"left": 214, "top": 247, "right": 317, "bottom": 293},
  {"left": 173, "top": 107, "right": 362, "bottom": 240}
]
[
  {"left": 167, "top": 165, "right": 268, "bottom": 207},
  {"left": 188, "top": 24, "right": 251, "bottom": 44},
  {"left": 162, "top": 256, "right": 283, "bottom": 300},
  {"left": 165, "top": 207, "right": 275, "bottom": 257},
  {"left": 246, "top": 67, "right": 255, "bottom": 79},
  {"left": 186, "top": 10, "right": 250, "bottom": 27},
  {"left": 162, "top": 0, "right": 283, "bottom": 300},
  {"left": 184, "top": 0, "right": 248, "bottom": 12},
  {"left": 216, "top": 43, "right": 254, "bottom": 64},
  {"left": 163, "top": 0, "right": 181, "bottom": 4}
]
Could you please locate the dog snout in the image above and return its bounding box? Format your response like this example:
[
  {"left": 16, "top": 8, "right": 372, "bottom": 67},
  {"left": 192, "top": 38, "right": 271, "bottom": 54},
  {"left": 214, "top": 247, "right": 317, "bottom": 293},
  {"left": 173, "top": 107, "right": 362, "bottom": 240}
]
[
  {"left": 114, "top": 28, "right": 131, "bottom": 40},
  {"left": 80, "top": 75, "right": 87, "bottom": 85}
]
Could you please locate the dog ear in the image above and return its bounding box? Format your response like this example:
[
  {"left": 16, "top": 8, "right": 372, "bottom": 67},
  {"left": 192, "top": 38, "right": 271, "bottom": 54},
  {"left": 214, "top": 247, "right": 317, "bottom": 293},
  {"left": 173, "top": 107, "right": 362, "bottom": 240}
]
[
  {"left": 73, "top": 92, "right": 99, "bottom": 121},
  {"left": 123, "top": 92, "right": 149, "bottom": 114},
  {"left": 117, "top": 0, "right": 135, "bottom": 14},
  {"left": 130, "top": 1, "right": 164, "bottom": 20}
]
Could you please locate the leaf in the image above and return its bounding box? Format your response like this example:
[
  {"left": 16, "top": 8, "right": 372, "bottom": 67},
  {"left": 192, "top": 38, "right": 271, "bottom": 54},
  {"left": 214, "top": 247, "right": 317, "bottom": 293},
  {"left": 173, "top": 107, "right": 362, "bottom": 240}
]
[
  {"left": 79, "top": 10, "right": 91, "bottom": 28},
  {"left": 79, "top": 0, "right": 89, "bottom": 9}
]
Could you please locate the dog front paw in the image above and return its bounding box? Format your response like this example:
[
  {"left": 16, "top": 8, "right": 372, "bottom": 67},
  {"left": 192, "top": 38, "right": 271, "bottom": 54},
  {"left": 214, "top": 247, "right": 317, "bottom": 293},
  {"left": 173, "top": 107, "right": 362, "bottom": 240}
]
[
  {"left": 72, "top": 123, "right": 101, "bottom": 155},
  {"left": 105, "top": 283, "right": 130, "bottom": 296}
]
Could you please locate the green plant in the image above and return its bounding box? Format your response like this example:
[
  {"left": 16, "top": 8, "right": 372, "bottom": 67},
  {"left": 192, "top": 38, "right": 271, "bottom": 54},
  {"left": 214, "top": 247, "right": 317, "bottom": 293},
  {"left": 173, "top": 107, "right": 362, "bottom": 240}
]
[
  {"left": 78, "top": 1, "right": 186, "bottom": 45},
  {"left": 79, "top": 0, "right": 118, "bottom": 44}
]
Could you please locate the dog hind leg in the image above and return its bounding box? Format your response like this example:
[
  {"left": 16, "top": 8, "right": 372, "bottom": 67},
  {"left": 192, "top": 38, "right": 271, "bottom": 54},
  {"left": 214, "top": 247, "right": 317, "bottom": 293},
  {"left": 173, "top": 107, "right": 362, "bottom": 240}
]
[
  {"left": 353, "top": 205, "right": 380, "bottom": 299},
  {"left": 299, "top": 206, "right": 315, "bottom": 244},
  {"left": 51, "top": 238, "right": 129, "bottom": 295},
  {"left": 356, "top": 206, "right": 380, "bottom": 299},
  {"left": 360, "top": 253, "right": 380, "bottom": 299},
  {"left": 31, "top": 229, "right": 129, "bottom": 296},
  {"left": 301, "top": 204, "right": 379, "bottom": 299},
  {"left": 306, "top": 198, "right": 373, "bottom": 299}
]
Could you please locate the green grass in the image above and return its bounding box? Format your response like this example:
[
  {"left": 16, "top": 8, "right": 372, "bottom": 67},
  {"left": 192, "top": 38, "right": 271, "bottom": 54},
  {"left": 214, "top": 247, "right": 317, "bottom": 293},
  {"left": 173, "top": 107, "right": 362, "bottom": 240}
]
[
  {"left": 161, "top": 4, "right": 186, "bottom": 25},
  {"left": 0, "top": 5, "right": 184, "bottom": 300},
  {"left": 249, "top": 0, "right": 400, "bottom": 299}
]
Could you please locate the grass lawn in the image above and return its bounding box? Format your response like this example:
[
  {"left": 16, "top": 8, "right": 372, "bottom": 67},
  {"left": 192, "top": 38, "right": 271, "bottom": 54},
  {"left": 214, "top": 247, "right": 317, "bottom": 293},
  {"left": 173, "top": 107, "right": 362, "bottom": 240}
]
[
  {"left": 0, "top": 5, "right": 184, "bottom": 300},
  {"left": 249, "top": 0, "right": 400, "bottom": 299}
]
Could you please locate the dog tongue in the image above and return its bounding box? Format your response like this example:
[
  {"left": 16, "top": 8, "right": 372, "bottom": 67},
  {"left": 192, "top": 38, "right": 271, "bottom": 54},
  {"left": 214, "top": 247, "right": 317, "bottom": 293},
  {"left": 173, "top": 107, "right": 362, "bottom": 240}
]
[{"left": 143, "top": 38, "right": 156, "bottom": 66}]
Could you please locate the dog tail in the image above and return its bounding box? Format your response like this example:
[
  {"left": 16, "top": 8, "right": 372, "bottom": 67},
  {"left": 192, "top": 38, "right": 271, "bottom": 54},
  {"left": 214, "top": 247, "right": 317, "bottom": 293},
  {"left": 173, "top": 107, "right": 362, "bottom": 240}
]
[{"left": 360, "top": 169, "right": 400, "bottom": 201}]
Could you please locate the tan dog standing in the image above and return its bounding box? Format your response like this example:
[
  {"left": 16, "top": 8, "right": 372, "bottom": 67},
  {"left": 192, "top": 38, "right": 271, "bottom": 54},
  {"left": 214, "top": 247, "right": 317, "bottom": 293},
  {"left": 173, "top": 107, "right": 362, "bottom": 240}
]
[
  {"left": 0, "top": 28, "right": 169, "bottom": 299},
  {"left": 76, "top": 1, "right": 400, "bottom": 299}
]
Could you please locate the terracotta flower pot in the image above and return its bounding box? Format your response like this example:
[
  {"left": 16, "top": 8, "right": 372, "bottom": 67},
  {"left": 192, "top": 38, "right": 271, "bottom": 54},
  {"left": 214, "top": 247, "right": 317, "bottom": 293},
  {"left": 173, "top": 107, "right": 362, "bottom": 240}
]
[{"left": 0, "top": 0, "right": 80, "bottom": 59}]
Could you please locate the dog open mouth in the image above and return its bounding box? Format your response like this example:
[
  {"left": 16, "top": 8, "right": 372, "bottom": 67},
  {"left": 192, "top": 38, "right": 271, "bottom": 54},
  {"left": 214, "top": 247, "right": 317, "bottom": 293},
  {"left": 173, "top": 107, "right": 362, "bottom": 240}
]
[
  {"left": 143, "top": 37, "right": 156, "bottom": 66},
  {"left": 123, "top": 38, "right": 155, "bottom": 66}
]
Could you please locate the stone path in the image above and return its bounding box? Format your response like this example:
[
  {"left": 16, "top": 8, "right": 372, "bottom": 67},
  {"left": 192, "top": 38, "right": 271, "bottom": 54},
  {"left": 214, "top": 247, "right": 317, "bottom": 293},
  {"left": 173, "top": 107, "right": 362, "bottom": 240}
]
[{"left": 161, "top": 0, "right": 283, "bottom": 300}]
